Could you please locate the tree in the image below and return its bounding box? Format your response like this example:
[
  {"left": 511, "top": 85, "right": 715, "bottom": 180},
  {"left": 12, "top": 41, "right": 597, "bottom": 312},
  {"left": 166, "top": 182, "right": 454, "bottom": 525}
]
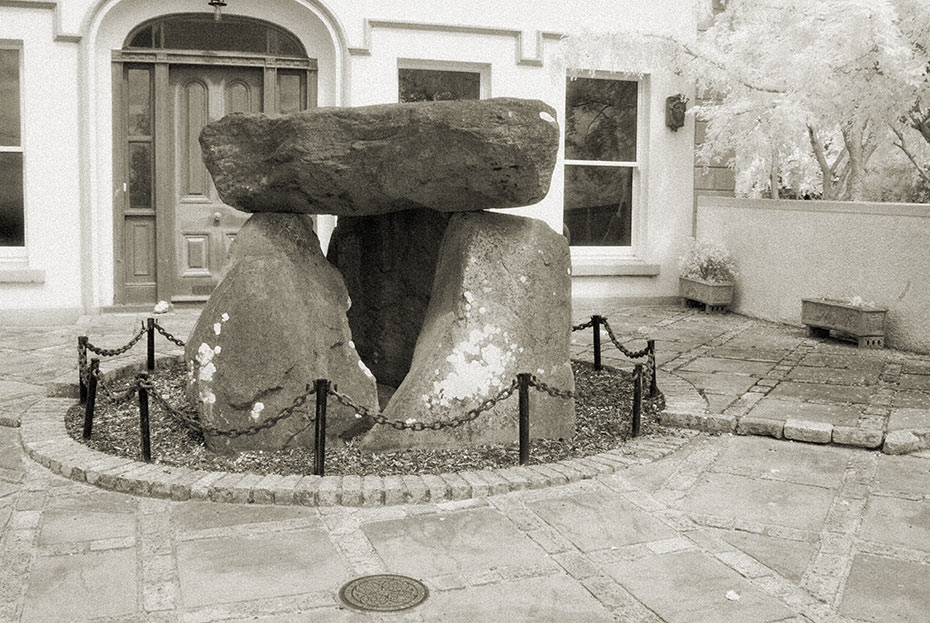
[{"left": 560, "top": 0, "right": 930, "bottom": 201}]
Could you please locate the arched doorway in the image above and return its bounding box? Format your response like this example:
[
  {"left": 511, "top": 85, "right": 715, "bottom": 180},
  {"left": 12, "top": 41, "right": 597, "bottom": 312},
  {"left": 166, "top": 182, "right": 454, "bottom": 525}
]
[{"left": 112, "top": 14, "right": 317, "bottom": 304}]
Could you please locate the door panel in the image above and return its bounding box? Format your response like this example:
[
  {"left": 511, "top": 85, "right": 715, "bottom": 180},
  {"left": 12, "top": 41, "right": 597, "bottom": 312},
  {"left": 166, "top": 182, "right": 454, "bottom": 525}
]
[{"left": 169, "top": 65, "right": 260, "bottom": 301}]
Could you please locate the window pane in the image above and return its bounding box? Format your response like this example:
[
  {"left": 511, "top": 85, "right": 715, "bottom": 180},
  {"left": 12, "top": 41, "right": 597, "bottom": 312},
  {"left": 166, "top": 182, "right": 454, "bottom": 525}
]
[
  {"left": 563, "top": 165, "right": 633, "bottom": 246},
  {"left": 0, "top": 49, "right": 21, "bottom": 146},
  {"left": 127, "top": 68, "right": 151, "bottom": 136},
  {"left": 162, "top": 17, "right": 267, "bottom": 53},
  {"left": 565, "top": 77, "right": 637, "bottom": 162},
  {"left": 399, "top": 68, "right": 480, "bottom": 103},
  {"left": 0, "top": 152, "right": 24, "bottom": 246},
  {"left": 128, "top": 142, "right": 152, "bottom": 210},
  {"left": 277, "top": 71, "right": 306, "bottom": 114}
]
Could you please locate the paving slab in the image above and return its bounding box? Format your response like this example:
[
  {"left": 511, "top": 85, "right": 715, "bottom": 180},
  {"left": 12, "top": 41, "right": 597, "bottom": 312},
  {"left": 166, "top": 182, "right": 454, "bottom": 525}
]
[
  {"left": 710, "top": 436, "right": 848, "bottom": 488},
  {"left": 677, "top": 472, "right": 834, "bottom": 532},
  {"left": 417, "top": 574, "right": 614, "bottom": 622},
  {"left": 680, "top": 357, "right": 776, "bottom": 376},
  {"left": 860, "top": 497, "right": 930, "bottom": 552},
  {"left": 175, "top": 527, "right": 349, "bottom": 608},
  {"left": 713, "top": 528, "right": 816, "bottom": 583},
  {"left": 707, "top": 346, "right": 790, "bottom": 362},
  {"left": 677, "top": 371, "right": 758, "bottom": 396},
  {"left": 900, "top": 374, "right": 930, "bottom": 390},
  {"left": 768, "top": 381, "right": 872, "bottom": 404},
  {"left": 363, "top": 507, "right": 555, "bottom": 579},
  {"left": 798, "top": 352, "right": 886, "bottom": 370},
  {"left": 172, "top": 500, "right": 313, "bottom": 532},
  {"left": 745, "top": 397, "right": 862, "bottom": 427},
  {"left": 840, "top": 554, "right": 930, "bottom": 623},
  {"left": 873, "top": 455, "right": 930, "bottom": 496},
  {"left": 887, "top": 408, "right": 930, "bottom": 432},
  {"left": 38, "top": 509, "right": 135, "bottom": 545},
  {"left": 21, "top": 550, "right": 137, "bottom": 622},
  {"left": 528, "top": 492, "right": 676, "bottom": 552},
  {"left": 892, "top": 391, "right": 930, "bottom": 409},
  {"left": 604, "top": 551, "right": 796, "bottom": 623},
  {"left": 786, "top": 366, "right": 881, "bottom": 386}
]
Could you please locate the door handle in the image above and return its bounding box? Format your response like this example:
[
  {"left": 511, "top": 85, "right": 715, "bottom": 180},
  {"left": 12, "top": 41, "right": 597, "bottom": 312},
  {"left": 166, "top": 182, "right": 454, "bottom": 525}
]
[{"left": 213, "top": 212, "right": 222, "bottom": 224}]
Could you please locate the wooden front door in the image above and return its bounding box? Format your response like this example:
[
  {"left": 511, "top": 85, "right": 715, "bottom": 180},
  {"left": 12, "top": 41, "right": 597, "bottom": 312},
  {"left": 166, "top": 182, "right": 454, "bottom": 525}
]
[{"left": 168, "top": 65, "right": 260, "bottom": 301}]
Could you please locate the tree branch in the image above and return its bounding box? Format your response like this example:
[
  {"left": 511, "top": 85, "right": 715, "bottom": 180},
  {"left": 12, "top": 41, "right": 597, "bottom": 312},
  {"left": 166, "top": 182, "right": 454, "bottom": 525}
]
[{"left": 891, "top": 124, "right": 930, "bottom": 185}]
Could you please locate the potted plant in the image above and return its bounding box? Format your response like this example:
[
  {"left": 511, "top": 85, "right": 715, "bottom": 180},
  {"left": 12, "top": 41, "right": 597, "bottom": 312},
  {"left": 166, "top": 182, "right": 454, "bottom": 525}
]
[
  {"left": 801, "top": 296, "right": 887, "bottom": 348},
  {"left": 678, "top": 238, "right": 737, "bottom": 312}
]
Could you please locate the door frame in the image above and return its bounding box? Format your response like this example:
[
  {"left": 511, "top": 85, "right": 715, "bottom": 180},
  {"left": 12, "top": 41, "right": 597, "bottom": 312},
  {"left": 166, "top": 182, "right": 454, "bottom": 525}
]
[{"left": 111, "top": 49, "right": 318, "bottom": 304}]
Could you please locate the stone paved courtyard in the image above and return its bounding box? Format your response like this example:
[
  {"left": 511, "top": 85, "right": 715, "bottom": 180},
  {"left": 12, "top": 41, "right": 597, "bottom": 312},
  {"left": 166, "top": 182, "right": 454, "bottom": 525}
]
[{"left": 1, "top": 304, "right": 929, "bottom": 621}]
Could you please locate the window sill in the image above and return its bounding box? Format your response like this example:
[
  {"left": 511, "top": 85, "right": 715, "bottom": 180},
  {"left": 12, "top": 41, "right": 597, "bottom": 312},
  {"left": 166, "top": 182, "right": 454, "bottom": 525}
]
[
  {"left": 0, "top": 268, "right": 45, "bottom": 283},
  {"left": 571, "top": 261, "right": 660, "bottom": 277}
]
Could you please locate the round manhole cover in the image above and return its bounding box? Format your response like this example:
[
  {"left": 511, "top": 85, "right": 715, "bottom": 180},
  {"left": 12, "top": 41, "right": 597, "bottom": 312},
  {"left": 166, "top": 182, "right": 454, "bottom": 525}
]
[{"left": 338, "top": 574, "right": 429, "bottom": 612}]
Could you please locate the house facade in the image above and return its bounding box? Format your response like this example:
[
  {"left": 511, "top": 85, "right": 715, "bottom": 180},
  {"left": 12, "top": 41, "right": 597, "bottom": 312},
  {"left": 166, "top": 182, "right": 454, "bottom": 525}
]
[{"left": 0, "top": 0, "right": 697, "bottom": 322}]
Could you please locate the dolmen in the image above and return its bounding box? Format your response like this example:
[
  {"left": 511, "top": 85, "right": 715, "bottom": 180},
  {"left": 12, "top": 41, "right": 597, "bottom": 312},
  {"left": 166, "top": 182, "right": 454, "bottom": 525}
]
[{"left": 185, "top": 97, "right": 575, "bottom": 454}]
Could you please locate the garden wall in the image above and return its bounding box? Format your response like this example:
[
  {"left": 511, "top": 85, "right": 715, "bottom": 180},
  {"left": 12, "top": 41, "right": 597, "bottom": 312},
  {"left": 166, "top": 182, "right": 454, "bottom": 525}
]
[{"left": 696, "top": 196, "right": 930, "bottom": 354}]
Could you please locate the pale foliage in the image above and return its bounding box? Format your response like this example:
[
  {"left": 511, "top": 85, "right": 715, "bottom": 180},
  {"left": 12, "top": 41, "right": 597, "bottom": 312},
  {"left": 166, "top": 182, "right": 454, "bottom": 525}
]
[{"left": 559, "top": 0, "right": 930, "bottom": 201}]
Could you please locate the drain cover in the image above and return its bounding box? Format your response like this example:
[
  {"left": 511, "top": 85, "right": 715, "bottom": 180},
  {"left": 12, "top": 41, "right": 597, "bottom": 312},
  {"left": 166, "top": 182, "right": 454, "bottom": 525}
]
[{"left": 338, "top": 574, "right": 429, "bottom": 612}]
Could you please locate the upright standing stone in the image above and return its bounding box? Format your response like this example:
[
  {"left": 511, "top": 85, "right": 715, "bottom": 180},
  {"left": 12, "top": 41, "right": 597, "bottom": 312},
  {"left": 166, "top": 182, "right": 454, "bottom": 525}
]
[
  {"left": 199, "top": 98, "right": 560, "bottom": 216},
  {"left": 328, "top": 209, "right": 450, "bottom": 388},
  {"left": 185, "top": 213, "right": 378, "bottom": 454},
  {"left": 361, "top": 211, "right": 575, "bottom": 452}
]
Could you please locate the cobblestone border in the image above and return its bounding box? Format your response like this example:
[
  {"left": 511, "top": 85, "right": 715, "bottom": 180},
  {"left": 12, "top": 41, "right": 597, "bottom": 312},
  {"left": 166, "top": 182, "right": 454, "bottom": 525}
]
[{"left": 18, "top": 393, "right": 699, "bottom": 507}]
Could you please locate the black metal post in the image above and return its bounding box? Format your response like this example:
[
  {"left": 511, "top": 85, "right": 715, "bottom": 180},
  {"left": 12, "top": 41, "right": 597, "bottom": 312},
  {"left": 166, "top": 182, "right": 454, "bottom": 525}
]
[
  {"left": 632, "top": 364, "right": 643, "bottom": 438},
  {"left": 78, "top": 336, "right": 88, "bottom": 404},
  {"left": 592, "top": 315, "right": 602, "bottom": 371},
  {"left": 138, "top": 373, "right": 152, "bottom": 462},
  {"left": 146, "top": 318, "right": 155, "bottom": 371},
  {"left": 518, "top": 373, "right": 531, "bottom": 465},
  {"left": 82, "top": 358, "right": 99, "bottom": 440},
  {"left": 314, "top": 379, "right": 330, "bottom": 476},
  {"left": 647, "top": 339, "right": 658, "bottom": 397}
]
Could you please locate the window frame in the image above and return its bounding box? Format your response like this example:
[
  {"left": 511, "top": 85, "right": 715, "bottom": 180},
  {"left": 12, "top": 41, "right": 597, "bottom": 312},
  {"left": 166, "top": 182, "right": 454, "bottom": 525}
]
[
  {"left": 563, "top": 71, "right": 648, "bottom": 264},
  {"left": 0, "top": 41, "right": 26, "bottom": 257},
  {"left": 396, "top": 58, "right": 490, "bottom": 102}
]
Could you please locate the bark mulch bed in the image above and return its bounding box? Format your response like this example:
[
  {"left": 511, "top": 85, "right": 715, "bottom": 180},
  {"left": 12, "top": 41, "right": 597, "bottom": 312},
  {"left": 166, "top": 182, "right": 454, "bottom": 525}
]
[{"left": 66, "top": 359, "right": 669, "bottom": 477}]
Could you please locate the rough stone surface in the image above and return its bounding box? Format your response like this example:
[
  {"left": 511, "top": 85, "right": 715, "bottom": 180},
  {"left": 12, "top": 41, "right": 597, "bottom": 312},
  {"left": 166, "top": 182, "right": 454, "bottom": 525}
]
[
  {"left": 200, "top": 98, "right": 560, "bottom": 216},
  {"left": 783, "top": 419, "right": 833, "bottom": 444},
  {"left": 327, "top": 208, "right": 450, "bottom": 388},
  {"left": 361, "top": 211, "right": 574, "bottom": 451},
  {"left": 883, "top": 430, "right": 921, "bottom": 455},
  {"left": 185, "top": 213, "right": 377, "bottom": 453}
]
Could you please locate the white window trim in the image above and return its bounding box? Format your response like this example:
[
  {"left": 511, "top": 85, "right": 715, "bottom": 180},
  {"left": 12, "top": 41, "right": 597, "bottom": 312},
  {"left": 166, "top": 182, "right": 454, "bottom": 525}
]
[
  {"left": 0, "top": 40, "right": 26, "bottom": 260},
  {"left": 565, "top": 71, "right": 650, "bottom": 272},
  {"left": 396, "top": 58, "right": 491, "bottom": 100}
]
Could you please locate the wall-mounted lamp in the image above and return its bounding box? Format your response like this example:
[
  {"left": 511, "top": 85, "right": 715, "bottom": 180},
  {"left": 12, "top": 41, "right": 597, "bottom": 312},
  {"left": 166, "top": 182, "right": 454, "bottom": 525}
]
[
  {"left": 208, "top": 0, "right": 227, "bottom": 22},
  {"left": 665, "top": 94, "right": 689, "bottom": 132}
]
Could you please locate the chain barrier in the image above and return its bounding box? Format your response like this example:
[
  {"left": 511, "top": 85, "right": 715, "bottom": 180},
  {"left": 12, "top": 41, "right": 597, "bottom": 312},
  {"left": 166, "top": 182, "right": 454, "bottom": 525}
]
[
  {"left": 145, "top": 380, "right": 317, "bottom": 438},
  {"left": 600, "top": 317, "right": 651, "bottom": 359},
  {"left": 527, "top": 376, "right": 576, "bottom": 400},
  {"left": 328, "top": 379, "right": 521, "bottom": 431},
  {"left": 571, "top": 318, "right": 594, "bottom": 332},
  {"left": 152, "top": 321, "right": 187, "bottom": 348},
  {"left": 93, "top": 369, "right": 141, "bottom": 405},
  {"left": 84, "top": 321, "right": 147, "bottom": 358},
  {"left": 78, "top": 340, "right": 89, "bottom": 388}
]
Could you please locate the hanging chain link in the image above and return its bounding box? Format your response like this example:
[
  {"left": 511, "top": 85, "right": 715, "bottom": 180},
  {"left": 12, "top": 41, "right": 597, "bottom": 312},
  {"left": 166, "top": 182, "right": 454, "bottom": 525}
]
[
  {"left": 145, "top": 380, "right": 316, "bottom": 438},
  {"left": 152, "top": 321, "right": 186, "bottom": 348},
  {"left": 601, "top": 317, "right": 651, "bottom": 359},
  {"left": 78, "top": 341, "right": 89, "bottom": 387},
  {"left": 328, "top": 379, "right": 520, "bottom": 431},
  {"left": 92, "top": 368, "right": 141, "bottom": 405},
  {"left": 84, "top": 321, "right": 147, "bottom": 358},
  {"left": 572, "top": 318, "right": 594, "bottom": 332},
  {"left": 527, "top": 376, "right": 576, "bottom": 400}
]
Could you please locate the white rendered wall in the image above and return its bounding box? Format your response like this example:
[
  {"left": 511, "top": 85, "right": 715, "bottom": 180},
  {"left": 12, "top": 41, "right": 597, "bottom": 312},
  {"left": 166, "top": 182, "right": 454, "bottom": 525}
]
[{"left": 0, "top": 6, "right": 82, "bottom": 318}]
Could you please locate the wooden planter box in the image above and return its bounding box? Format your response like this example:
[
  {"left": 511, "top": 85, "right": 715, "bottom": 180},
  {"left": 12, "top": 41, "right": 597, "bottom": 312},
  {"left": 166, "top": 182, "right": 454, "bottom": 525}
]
[
  {"left": 801, "top": 298, "right": 887, "bottom": 348},
  {"left": 679, "top": 277, "right": 734, "bottom": 313}
]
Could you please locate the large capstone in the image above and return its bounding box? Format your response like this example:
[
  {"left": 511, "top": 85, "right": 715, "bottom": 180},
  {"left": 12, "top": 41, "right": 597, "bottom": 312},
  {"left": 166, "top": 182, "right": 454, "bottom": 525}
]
[
  {"left": 184, "top": 213, "right": 378, "bottom": 454},
  {"left": 199, "top": 98, "right": 559, "bottom": 216},
  {"left": 327, "top": 209, "right": 450, "bottom": 389},
  {"left": 360, "top": 211, "right": 575, "bottom": 452}
]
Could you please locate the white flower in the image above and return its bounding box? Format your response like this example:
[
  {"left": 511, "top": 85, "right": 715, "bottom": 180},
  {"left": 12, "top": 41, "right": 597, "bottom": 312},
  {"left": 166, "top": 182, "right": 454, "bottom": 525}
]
[
  {"left": 479, "top": 307, "right": 487, "bottom": 315},
  {"left": 213, "top": 345, "right": 222, "bottom": 355},
  {"left": 213, "top": 322, "right": 222, "bottom": 336},
  {"left": 354, "top": 413, "right": 363, "bottom": 419},
  {"left": 249, "top": 402, "right": 265, "bottom": 421},
  {"left": 519, "top": 276, "right": 527, "bottom": 283},
  {"left": 200, "top": 390, "right": 216, "bottom": 405},
  {"left": 221, "top": 313, "right": 229, "bottom": 322},
  {"left": 197, "top": 342, "right": 214, "bottom": 364},
  {"left": 153, "top": 300, "right": 171, "bottom": 314},
  {"left": 405, "top": 418, "right": 416, "bottom": 425}
]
